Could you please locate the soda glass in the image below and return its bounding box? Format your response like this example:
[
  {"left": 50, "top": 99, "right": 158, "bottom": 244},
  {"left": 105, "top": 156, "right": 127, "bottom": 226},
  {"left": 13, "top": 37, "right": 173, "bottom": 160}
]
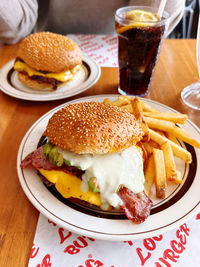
[
  {"left": 115, "top": 6, "right": 169, "bottom": 96},
  {"left": 181, "top": 14, "right": 200, "bottom": 110}
]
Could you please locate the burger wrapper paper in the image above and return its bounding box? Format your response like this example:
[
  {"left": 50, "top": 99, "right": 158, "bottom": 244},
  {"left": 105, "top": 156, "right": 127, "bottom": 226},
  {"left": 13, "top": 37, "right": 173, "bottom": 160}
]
[
  {"left": 29, "top": 213, "right": 200, "bottom": 266},
  {"left": 68, "top": 34, "right": 118, "bottom": 67}
]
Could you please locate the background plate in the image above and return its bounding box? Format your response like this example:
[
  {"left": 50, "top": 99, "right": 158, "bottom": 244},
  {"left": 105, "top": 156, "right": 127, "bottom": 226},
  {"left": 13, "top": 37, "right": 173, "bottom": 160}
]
[
  {"left": 17, "top": 95, "right": 200, "bottom": 241},
  {"left": 0, "top": 56, "right": 100, "bottom": 101}
]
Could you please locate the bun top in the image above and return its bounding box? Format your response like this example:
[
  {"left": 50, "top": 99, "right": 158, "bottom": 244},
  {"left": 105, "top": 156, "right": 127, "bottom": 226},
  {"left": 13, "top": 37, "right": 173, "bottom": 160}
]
[
  {"left": 17, "top": 32, "right": 82, "bottom": 72},
  {"left": 46, "top": 102, "right": 144, "bottom": 154}
]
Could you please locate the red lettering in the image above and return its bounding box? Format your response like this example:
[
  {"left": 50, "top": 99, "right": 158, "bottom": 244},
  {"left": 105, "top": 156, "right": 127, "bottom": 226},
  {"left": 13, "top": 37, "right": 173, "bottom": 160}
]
[
  {"left": 155, "top": 224, "right": 189, "bottom": 266},
  {"left": 170, "top": 240, "right": 185, "bottom": 254},
  {"left": 176, "top": 230, "right": 186, "bottom": 245},
  {"left": 196, "top": 213, "right": 200, "bottom": 220},
  {"left": 63, "top": 236, "right": 95, "bottom": 254},
  {"left": 41, "top": 254, "right": 52, "bottom": 267},
  {"left": 136, "top": 247, "right": 151, "bottom": 266},
  {"left": 83, "top": 236, "right": 95, "bottom": 242},
  {"left": 36, "top": 254, "right": 52, "bottom": 267},
  {"left": 30, "top": 243, "right": 39, "bottom": 258},
  {"left": 74, "top": 237, "right": 89, "bottom": 248},
  {"left": 58, "top": 228, "right": 72, "bottom": 244},
  {"left": 85, "top": 259, "right": 103, "bottom": 267},
  {"left": 64, "top": 245, "right": 80, "bottom": 254},
  {"left": 155, "top": 262, "right": 163, "bottom": 267},
  {"left": 47, "top": 220, "right": 56, "bottom": 226},
  {"left": 153, "top": 235, "right": 163, "bottom": 241},
  {"left": 123, "top": 241, "right": 133, "bottom": 246},
  {"left": 143, "top": 238, "right": 156, "bottom": 251},
  {"left": 180, "top": 224, "right": 189, "bottom": 236},
  {"left": 78, "top": 254, "right": 104, "bottom": 267},
  {"left": 155, "top": 258, "right": 171, "bottom": 267},
  {"left": 163, "top": 249, "right": 179, "bottom": 263}
]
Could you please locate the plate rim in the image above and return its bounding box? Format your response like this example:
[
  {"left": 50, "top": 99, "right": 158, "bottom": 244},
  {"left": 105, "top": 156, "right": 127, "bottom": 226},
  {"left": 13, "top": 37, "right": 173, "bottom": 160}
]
[
  {"left": 0, "top": 56, "right": 101, "bottom": 101},
  {"left": 17, "top": 94, "right": 200, "bottom": 241}
]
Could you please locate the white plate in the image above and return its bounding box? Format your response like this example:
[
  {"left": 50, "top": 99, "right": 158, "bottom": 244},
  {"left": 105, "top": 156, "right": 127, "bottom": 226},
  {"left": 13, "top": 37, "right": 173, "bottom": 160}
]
[
  {"left": 0, "top": 56, "right": 100, "bottom": 101},
  {"left": 17, "top": 95, "right": 200, "bottom": 241}
]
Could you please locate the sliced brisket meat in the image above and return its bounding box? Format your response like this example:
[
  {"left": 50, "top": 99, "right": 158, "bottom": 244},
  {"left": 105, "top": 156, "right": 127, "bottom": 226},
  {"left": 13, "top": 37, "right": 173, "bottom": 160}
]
[
  {"left": 30, "top": 75, "right": 62, "bottom": 90},
  {"left": 21, "top": 145, "right": 84, "bottom": 178},
  {"left": 117, "top": 187, "right": 152, "bottom": 223},
  {"left": 19, "top": 72, "right": 62, "bottom": 90}
]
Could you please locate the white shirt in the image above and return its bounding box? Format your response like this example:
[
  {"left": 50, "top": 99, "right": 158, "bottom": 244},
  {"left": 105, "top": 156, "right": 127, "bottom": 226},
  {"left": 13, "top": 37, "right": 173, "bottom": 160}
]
[{"left": 0, "top": 0, "right": 186, "bottom": 45}]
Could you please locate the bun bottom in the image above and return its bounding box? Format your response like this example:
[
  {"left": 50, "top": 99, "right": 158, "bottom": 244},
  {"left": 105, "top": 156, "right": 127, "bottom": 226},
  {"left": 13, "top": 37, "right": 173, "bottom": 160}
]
[{"left": 18, "top": 72, "right": 64, "bottom": 91}]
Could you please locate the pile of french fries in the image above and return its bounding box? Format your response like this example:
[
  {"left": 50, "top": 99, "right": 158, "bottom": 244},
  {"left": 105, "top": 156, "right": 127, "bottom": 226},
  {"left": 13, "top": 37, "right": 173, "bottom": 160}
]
[{"left": 103, "top": 95, "right": 200, "bottom": 199}]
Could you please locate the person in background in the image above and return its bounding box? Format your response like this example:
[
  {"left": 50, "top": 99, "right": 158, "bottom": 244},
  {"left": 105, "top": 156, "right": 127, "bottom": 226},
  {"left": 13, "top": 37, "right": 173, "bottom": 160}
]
[
  {"left": 0, "top": 0, "right": 185, "bottom": 45},
  {"left": 0, "top": 0, "right": 38, "bottom": 45}
]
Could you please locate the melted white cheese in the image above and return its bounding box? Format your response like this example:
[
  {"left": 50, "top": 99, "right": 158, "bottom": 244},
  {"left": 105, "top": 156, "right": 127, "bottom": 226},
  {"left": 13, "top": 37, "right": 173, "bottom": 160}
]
[{"left": 57, "top": 146, "right": 145, "bottom": 209}]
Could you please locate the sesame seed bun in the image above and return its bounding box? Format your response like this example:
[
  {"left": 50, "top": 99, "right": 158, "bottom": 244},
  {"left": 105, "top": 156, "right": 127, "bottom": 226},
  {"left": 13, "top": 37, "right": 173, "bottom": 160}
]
[
  {"left": 46, "top": 102, "right": 144, "bottom": 154},
  {"left": 17, "top": 32, "right": 82, "bottom": 72}
]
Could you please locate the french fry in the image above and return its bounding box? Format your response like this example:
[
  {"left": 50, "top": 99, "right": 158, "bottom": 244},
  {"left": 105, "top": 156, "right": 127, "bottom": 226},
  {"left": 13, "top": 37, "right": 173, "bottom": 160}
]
[
  {"left": 141, "top": 101, "right": 158, "bottom": 113},
  {"left": 154, "top": 130, "right": 166, "bottom": 137},
  {"left": 137, "top": 142, "right": 148, "bottom": 164},
  {"left": 148, "top": 140, "right": 160, "bottom": 149},
  {"left": 120, "top": 104, "right": 133, "bottom": 113},
  {"left": 112, "top": 97, "right": 130, "bottom": 107},
  {"left": 161, "top": 142, "right": 177, "bottom": 182},
  {"left": 166, "top": 132, "right": 179, "bottom": 146},
  {"left": 131, "top": 97, "right": 150, "bottom": 141},
  {"left": 103, "top": 98, "right": 113, "bottom": 105},
  {"left": 145, "top": 117, "right": 200, "bottom": 148},
  {"left": 171, "top": 126, "right": 200, "bottom": 148},
  {"left": 143, "top": 112, "right": 188, "bottom": 124},
  {"left": 175, "top": 170, "right": 183, "bottom": 184},
  {"left": 153, "top": 148, "right": 167, "bottom": 199},
  {"left": 142, "top": 140, "right": 160, "bottom": 156},
  {"left": 142, "top": 142, "right": 154, "bottom": 155},
  {"left": 118, "top": 95, "right": 132, "bottom": 102},
  {"left": 103, "top": 96, "right": 198, "bottom": 200},
  {"left": 144, "top": 155, "right": 155, "bottom": 196},
  {"left": 104, "top": 96, "right": 133, "bottom": 112},
  {"left": 149, "top": 129, "right": 192, "bottom": 163},
  {"left": 130, "top": 97, "right": 143, "bottom": 120}
]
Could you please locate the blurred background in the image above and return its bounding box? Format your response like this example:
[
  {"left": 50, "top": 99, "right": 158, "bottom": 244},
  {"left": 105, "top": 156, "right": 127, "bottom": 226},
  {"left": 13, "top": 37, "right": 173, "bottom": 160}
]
[{"left": 169, "top": 0, "right": 199, "bottom": 38}]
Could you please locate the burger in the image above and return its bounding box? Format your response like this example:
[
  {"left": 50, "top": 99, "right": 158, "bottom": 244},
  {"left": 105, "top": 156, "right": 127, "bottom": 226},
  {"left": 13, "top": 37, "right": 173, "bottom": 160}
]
[
  {"left": 21, "top": 102, "right": 152, "bottom": 223},
  {"left": 14, "top": 32, "right": 82, "bottom": 91}
]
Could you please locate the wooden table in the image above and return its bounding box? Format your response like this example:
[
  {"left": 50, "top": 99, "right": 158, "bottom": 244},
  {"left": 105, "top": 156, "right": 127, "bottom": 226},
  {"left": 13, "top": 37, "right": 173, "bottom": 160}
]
[{"left": 0, "top": 39, "right": 200, "bottom": 266}]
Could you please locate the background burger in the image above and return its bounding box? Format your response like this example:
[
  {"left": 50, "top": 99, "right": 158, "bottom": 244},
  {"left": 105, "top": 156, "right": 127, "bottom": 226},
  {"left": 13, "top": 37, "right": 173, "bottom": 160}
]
[
  {"left": 21, "top": 102, "right": 152, "bottom": 223},
  {"left": 14, "top": 32, "right": 82, "bottom": 91}
]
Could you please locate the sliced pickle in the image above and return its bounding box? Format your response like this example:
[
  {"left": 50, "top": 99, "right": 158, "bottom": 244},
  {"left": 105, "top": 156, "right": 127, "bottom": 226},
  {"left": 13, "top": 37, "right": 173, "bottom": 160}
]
[
  {"left": 64, "top": 159, "right": 71, "bottom": 166},
  {"left": 43, "top": 142, "right": 53, "bottom": 157},
  {"left": 64, "top": 159, "right": 81, "bottom": 170},
  {"left": 117, "top": 184, "right": 124, "bottom": 192},
  {"left": 49, "top": 147, "right": 59, "bottom": 164},
  {"left": 88, "top": 177, "right": 100, "bottom": 193},
  {"left": 44, "top": 144, "right": 82, "bottom": 169},
  {"left": 56, "top": 153, "right": 64, "bottom": 167}
]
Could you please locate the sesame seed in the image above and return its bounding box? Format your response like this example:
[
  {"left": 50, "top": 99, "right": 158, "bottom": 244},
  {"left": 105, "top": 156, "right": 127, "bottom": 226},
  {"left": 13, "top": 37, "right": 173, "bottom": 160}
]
[{"left": 46, "top": 101, "right": 143, "bottom": 154}]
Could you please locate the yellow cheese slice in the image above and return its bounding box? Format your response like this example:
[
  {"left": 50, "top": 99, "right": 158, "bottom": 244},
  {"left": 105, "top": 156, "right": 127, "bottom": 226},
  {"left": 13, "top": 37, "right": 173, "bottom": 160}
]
[
  {"left": 38, "top": 168, "right": 101, "bottom": 206},
  {"left": 14, "top": 60, "right": 81, "bottom": 82}
]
